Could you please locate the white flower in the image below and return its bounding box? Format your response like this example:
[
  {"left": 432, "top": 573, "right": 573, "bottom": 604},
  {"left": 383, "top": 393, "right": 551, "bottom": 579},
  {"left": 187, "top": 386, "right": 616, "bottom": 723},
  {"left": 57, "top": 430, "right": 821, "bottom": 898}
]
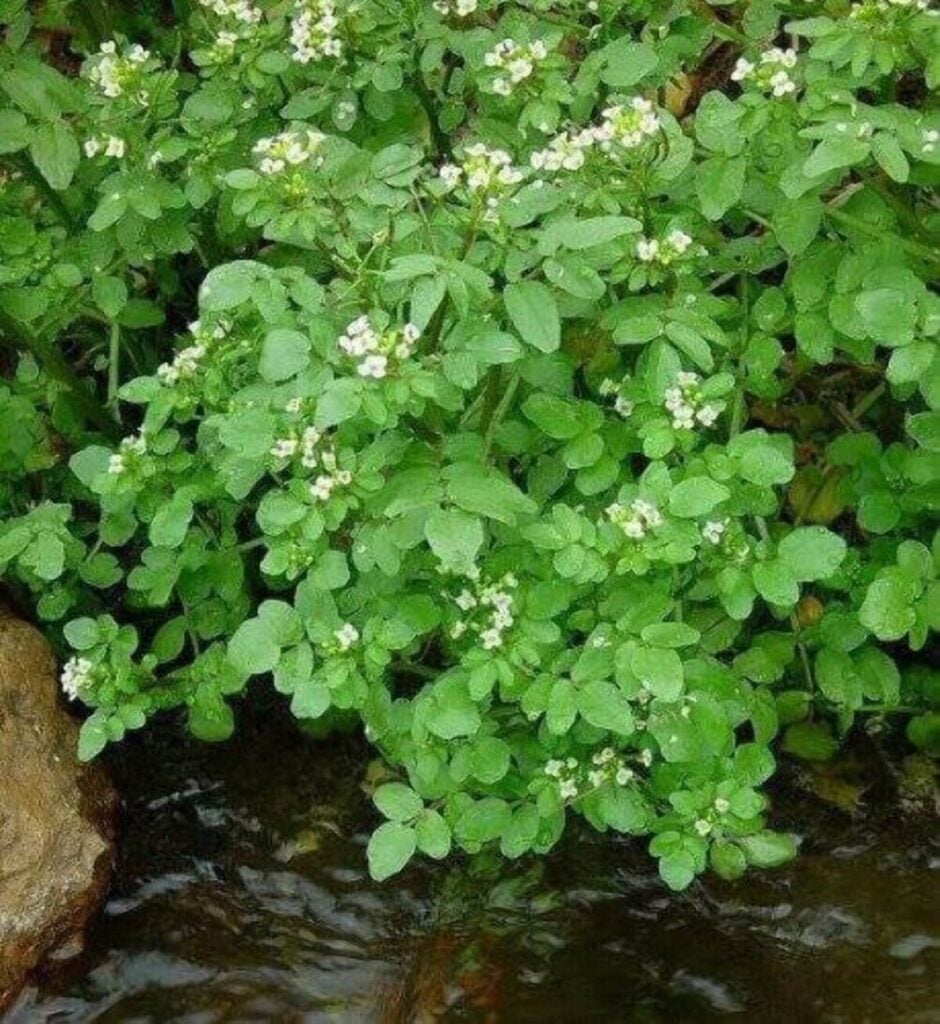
[
  {"left": 108, "top": 453, "right": 126, "bottom": 475},
  {"left": 702, "top": 519, "right": 727, "bottom": 545},
  {"left": 480, "top": 627, "right": 503, "bottom": 649},
  {"left": 615, "top": 766, "right": 634, "bottom": 786},
  {"left": 455, "top": 589, "right": 477, "bottom": 611},
  {"left": 922, "top": 128, "right": 939, "bottom": 153},
  {"left": 357, "top": 353, "right": 388, "bottom": 379},
  {"left": 402, "top": 322, "right": 421, "bottom": 344},
  {"left": 60, "top": 657, "right": 94, "bottom": 701},
  {"left": 83, "top": 138, "right": 101, "bottom": 158},
  {"left": 731, "top": 58, "right": 754, "bottom": 82},
  {"left": 290, "top": 0, "right": 343, "bottom": 63},
  {"left": 667, "top": 229, "right": 692, "bottom": 253},
  {"left": 254, "top": 128, "right": 326, "bottom": 176},
  {"left": 439, "top": 163, "right": 463, "bottom": 188},
  {"left": 544, "top": 758, "right": 564, "bottom": 778},
  {"left": 310, "top": 475, "right": 335, "bottom": 501},
  {"left": 595, "top": 98, "right": 661, "bottom": 152},
  {"left": 636, "top": 238, "right": 659, "bottom": 262},
  {"left": 696, "top": 404, "right": 720, "bottom": 427},
  {"left": 334, "top": 622, "right": 359, "bottom": 650},
  {"left": 270, "top": 438, "right": 299, "bottom": 459},
  {"left": 694, "top": 819, "right": 712, "bottom": 837},
  {"left": 559, "top": 778, "right": 579, "bottom": 800},
  {"left": 714, "top": 797, "right": 731, "bottom": 814},
  {"left": 105, "top": 136, "right": 126, "bottom": 158},
  {"left": 285, "top": 397, "right": 303, "bottom": 414}
]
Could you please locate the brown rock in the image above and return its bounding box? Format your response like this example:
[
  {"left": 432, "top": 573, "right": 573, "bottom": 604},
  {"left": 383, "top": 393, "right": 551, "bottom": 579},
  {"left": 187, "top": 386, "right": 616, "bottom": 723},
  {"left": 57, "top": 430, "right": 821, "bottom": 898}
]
[{"left": 0, "top": 611, "right": 117, "bottom": 1011}]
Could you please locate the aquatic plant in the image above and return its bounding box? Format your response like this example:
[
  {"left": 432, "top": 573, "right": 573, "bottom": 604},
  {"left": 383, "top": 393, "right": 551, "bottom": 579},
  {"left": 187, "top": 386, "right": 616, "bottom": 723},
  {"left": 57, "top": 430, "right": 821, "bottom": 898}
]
[{"left": 0, "top": 0, "right": 938, "bottom": 888}]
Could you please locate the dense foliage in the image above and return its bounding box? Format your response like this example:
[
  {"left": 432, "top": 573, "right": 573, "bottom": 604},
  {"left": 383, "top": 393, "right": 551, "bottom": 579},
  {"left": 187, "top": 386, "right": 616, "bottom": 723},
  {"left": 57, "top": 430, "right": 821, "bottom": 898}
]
[{"left": 1, "top": 0, "right": 938, "bottom": 888}]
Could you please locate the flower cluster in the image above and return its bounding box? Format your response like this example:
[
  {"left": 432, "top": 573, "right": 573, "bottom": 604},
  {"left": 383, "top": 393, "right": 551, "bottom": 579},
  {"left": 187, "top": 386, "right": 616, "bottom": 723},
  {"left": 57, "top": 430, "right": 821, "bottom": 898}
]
[
  {"left": 108, "top": 431, "right": 147, "bottom": 476},
  {"left": 432, "top": 0, "right": 478, "bottom": 15},
  {"left": 636, "top": 229, "right": 694, "bottom": 267},
  {"left": 439, "top": 144, "right": 524, "bottom": 219},
  {"left": 311, "top": 458, "right": 352, "bottom": 501},
  {"left": 731, "top": 48, "right": 798, "bottom": 98},
  {"left": 156, "top": 319, "right": 229, "bottom": 386},
  {"left": 482, "top": 38, "right": 548, "bottom": 95},
  {"left": 253, "top": 129, "right": 326, "bottom": 176},
  {"left": 544, "top": 756, "right": 581, "bottom": 800},
  {"left": 545, "top": 748, "right": 638, "bottom": 802},
  {"left": 605, "top": 499, "right": 663, "bottom": 540},
  {"left": 60, "top": 657, "right": 94, "bottom": 701},
  {"left": 850, "top": 0, "right": 935, "bottom": 18},
  {"left": 197, "top": 0, "right": 262, "bottom": 22},
  {"left": 663, "top": 371, "right": 720, "bottom": 430},
  {"left": 530, "top": 127, "right": 595, "bottom": 172},
  {"left": 87, "top": 41, "right": 153, "bottom": 104},
  {"left": 289, "top": 0, "right": 342, "bottom": 64},
  {"left": 586, "top": 746, "right": 637, "bottom": 789},
  {"left": 337, "top": 315, "right": 420, "bottom": 379},
  {"left": 450, "top": 571, "right": 518, "bottom": 649},
  {"left": 83, "top": 135, "right": 126, "bottom": 160},
  {"left": 594, "top": 98, "right": 661, "bottom": 152}
]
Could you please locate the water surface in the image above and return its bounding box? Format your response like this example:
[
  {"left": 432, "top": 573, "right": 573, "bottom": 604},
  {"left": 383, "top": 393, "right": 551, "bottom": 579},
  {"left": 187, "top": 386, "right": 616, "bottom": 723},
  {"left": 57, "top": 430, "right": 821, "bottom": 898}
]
[{"left": 9, "top": 708, "right": 939, "bottom": 1023}]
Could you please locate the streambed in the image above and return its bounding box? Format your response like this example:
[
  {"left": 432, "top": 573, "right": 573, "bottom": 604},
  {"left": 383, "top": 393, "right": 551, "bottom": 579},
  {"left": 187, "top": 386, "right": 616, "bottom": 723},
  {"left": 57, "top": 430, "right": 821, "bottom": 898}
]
[{"left": 8, "top": 708, "right": 938, "bottom": 1023}]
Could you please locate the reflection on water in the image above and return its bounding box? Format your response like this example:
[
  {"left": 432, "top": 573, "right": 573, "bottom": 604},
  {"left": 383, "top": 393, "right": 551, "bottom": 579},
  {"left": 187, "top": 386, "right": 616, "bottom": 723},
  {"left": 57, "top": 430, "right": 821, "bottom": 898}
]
[{"left": 8, "top": 707, "right": 939, "bottom": 1023}]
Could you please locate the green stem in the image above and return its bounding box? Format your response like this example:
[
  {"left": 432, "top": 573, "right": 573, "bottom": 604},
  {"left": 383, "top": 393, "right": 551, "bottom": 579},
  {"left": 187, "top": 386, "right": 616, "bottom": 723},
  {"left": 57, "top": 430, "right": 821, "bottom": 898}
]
[
  {"left": 0, "top": 312, "right": 119, "bottom": 439},
  {"left": 107, "top": 322, "right": 121, "bottom": 412},
  {"left": 483, "top": 369, "right": 520, "bottom": 460}
]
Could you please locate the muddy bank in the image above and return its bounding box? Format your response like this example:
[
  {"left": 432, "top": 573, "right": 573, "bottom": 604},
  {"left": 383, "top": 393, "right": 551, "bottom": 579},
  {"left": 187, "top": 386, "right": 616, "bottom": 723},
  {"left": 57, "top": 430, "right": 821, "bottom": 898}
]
[{"left": 6, "top": 705, "right": 938, "bottom": 1023}]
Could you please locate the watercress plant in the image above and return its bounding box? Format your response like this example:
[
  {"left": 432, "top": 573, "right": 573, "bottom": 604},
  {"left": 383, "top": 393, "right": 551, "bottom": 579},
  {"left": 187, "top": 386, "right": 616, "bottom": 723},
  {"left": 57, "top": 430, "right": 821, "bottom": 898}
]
[{"left": 0, "top": 0, "right": 938, "bottom": 889}]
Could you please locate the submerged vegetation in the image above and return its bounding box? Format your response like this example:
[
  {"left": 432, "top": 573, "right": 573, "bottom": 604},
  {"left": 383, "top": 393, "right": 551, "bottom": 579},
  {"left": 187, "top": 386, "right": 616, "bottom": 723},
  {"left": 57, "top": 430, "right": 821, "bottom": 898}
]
[{"left": 0, "top": 0, "right": 937, "bottom": 889}]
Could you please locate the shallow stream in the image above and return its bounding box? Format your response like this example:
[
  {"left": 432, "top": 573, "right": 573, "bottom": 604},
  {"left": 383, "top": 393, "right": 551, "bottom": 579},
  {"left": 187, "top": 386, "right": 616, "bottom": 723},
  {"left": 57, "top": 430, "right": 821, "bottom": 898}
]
[{"left": 9, "top": 709, "right": 939, "bottom": 1023}]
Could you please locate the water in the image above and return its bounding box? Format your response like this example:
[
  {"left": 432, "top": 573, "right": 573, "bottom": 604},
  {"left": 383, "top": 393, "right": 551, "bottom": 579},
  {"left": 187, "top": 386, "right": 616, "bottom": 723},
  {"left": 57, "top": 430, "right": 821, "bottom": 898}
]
[{"left": 8, "top": 707, "right": 939, "bottom": 1023}]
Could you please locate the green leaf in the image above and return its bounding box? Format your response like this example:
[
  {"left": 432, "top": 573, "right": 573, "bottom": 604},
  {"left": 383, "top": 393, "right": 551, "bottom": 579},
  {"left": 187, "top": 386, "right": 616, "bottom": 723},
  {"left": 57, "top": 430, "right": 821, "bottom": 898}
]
[
  {"left": 415, "top": 810, "right": 452, "bottom": 859},
  {"left": 504, "top": 281, "right": 561, "bottom": 353},
  {"left": 64, "top": 617, "right": 100, "bottom": 650},
  {"left": 578, "top": 679, "right": 635, "bottom": 735},
  {"left": 777, "top": 527, "right": 846, "bottom": 581},
  {"left": 228, "top": 618, "right": 280, "bottom": 675},
  {"left": 149, "top": 495, "right": 194, "bottom": 548},
  {"left": 696, "top": 155, "right": 745, "bottom": 221},
  {"left": 630, "top": 646, "right": 684, "bottom": 701},
  {"left": 78, "top": 717, "right": 108, "bottom": 761},
  {"left": 0, "top": 109, "right": 28, "bottom": 154},
  {"left": 871, "top": 134, "right": 909, "bottom": 183},
  {"left": 668, "top": 478, "right": 730, "bottom": 517},
  {"left": 29, "top": 120, "right": 79, "bottom": 191},
  {"left": 373, "top": 782, "right": 423, "bottom": 822},
  {"left": 290, "top": 676, "right": 330, "bottom": 718},
  {"left": 859, "top": 571, "right": 916, "bottom": 641},
  {"left": 424, "top": 508, "right": 483, "bottom": 575},
  {"left": 752, "top": 560, "right": 800, "bottom": 607},
  {"left": 738, "top": 831, "right": 797, "bottom": 868},
  {"left": 367, "top": 821, "right": 417, "bottom": 881},
  {"left": 259, "top": 328, "right": 310, "bottom": 382}
]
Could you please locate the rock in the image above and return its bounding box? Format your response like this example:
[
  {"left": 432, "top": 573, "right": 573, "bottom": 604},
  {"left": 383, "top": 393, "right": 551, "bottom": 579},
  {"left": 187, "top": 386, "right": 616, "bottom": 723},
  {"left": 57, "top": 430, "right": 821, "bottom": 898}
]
[{"left": 0, "top": 611, "right": 117, "bottom": 1011}]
